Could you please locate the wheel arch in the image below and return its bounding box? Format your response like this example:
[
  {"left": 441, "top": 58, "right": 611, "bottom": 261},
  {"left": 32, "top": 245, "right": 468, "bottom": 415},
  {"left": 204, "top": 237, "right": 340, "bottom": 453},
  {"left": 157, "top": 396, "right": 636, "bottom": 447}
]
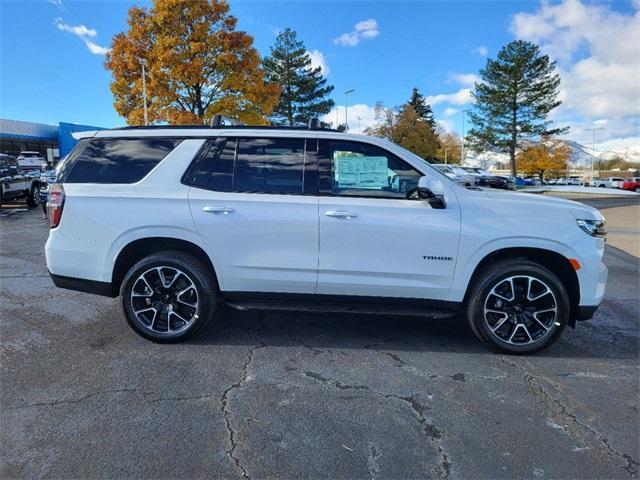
[
  {"left": 464, "top": 247, "right": 580, "bottom": 326},
  {"left": 111, "top": 237, "right": 219, "bottom": 296}
]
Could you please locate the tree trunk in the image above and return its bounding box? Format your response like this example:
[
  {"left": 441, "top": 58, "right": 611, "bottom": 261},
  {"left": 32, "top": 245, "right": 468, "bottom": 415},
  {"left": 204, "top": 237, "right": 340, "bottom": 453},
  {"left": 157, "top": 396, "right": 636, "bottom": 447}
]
[{"left": 510, "top": 91, "right": 518, "bottom": 178}]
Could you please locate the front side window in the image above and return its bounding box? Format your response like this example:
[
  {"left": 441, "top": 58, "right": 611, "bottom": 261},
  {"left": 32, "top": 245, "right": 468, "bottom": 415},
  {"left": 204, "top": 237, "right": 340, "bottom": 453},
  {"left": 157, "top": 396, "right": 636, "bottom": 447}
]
[{"left": 322, "top": 140, "right": 422, "bottom": 198}]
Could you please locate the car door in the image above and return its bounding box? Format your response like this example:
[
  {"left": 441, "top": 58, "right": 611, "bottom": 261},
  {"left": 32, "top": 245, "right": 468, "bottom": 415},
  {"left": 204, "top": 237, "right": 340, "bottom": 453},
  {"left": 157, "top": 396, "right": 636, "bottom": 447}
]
[
  {"left": 188, "top": 136, "right": 319, "bottom": 294},
  {"left": 316, "top": 139, "right": 460, "bottom": 300}
]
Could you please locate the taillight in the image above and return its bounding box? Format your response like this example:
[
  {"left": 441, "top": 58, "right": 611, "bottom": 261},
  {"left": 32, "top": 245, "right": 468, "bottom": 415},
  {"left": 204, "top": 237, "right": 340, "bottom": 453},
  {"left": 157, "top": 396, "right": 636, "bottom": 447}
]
[{"left": 47, "top": 183, "right": 65, "bottom": 228}]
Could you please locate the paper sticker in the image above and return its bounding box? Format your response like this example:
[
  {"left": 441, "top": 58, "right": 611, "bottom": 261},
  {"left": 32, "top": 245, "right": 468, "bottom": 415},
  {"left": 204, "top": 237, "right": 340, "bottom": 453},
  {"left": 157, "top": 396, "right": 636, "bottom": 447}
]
[{"left": 335, "top": 156, "right": 388, "bottom": 189}]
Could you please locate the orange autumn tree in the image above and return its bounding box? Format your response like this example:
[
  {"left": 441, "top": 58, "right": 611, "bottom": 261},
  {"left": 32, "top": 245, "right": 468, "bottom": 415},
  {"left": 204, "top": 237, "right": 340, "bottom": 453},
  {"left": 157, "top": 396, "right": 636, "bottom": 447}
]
[
  {"left": 105, "top": 0, "right": 280, "bottom": 125},
  {"left": 517, "top": 137, "right": 571, "bottom": 183}
]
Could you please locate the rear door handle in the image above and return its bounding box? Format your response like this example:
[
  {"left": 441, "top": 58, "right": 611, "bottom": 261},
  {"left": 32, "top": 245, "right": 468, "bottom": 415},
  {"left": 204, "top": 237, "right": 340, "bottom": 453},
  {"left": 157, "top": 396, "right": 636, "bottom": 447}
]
[
  {"left": 325, "top": 210, "right": 358, "bottom": 219},
  {"left": 203, "top": 206, "right": 235, "bottom": 214}
]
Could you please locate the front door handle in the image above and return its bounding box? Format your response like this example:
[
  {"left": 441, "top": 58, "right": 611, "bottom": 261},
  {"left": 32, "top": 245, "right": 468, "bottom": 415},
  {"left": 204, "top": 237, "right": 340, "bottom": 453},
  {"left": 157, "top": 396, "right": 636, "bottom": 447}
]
[
  {"left": 203, "top": 206, "right": 235, "bottom": 214},
  {"left": 325, "top": 210, "right": 358, "bottom": 219}
]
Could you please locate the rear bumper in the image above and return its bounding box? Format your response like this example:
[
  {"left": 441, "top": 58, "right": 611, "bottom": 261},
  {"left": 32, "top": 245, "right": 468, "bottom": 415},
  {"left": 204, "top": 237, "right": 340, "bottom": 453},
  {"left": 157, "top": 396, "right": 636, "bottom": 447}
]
[
  {"left": 577, "top": 305, "right": 599, "bottom": 321},
  {"left": 49, "top": 272, "right": 116, "bottom": 297}
]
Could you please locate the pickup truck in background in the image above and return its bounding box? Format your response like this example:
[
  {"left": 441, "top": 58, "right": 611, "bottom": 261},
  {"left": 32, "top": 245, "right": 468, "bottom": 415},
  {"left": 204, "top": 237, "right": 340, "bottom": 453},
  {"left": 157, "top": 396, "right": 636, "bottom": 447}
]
[
  {"left": 0, "top": 153, "right": 43, "bottom": 207},
  {"left": 16, "top": 151, "right": 47, "bottom": 171},
  {"left": 593, "top": 177, "right": 626, "bottom": 188}
]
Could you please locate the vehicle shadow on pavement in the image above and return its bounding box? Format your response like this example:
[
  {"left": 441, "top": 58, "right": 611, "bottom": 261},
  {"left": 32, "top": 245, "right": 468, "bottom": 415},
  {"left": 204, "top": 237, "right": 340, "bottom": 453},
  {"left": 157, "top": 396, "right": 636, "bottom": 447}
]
[{"left": 186, "top": 307, "right": 639, "bottom": 360}]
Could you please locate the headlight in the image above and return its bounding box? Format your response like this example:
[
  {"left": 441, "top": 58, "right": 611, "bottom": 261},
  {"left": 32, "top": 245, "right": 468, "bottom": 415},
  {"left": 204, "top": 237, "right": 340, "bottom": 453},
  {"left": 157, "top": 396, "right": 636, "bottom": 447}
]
[{"left": 577, "top": 219, "right": 606, "bottom": 237}]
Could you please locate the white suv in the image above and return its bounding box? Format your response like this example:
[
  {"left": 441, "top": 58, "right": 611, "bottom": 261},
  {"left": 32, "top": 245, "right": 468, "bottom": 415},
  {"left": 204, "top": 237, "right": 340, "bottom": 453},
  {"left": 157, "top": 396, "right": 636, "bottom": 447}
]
[{"left": 45, "top": 124, "right": 608, "bottom": 353}]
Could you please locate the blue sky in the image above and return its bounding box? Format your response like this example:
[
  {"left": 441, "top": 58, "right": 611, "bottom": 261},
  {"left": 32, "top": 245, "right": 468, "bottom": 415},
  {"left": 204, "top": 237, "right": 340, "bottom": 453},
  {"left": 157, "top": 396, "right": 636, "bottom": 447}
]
[{"left": 1, "top": 0, "right": 638, "bottom": 158}]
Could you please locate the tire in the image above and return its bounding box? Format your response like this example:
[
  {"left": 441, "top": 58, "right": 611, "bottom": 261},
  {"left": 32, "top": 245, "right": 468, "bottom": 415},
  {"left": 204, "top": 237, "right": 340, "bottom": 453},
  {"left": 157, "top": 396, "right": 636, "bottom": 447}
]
[
  {"left": 26, "top": 185, "right": 39, "bottom": 208},
  {"left": 121, "top": 250, "right": 217, "bottom": 343},
  {"left": 466, "top": 259, "right": 569, "bottom": 354}
]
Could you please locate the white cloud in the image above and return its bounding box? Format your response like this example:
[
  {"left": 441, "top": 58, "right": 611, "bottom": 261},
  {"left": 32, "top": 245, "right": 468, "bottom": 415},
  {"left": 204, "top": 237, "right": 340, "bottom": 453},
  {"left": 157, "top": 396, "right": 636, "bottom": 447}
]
[
  {"left": 425, "top": 88, "right": 473, "bottom": 106},
  {"left": 48, "top": 0, "right": 66, "bottom": 11},
  {"left": 54, "top": 17, "right": 110, "bottom": 55},
  {"left": 444, "top": 108, "right": 459, "bottom": 117},
  {"left": 449, "top": 73, "right": 479, "bottom": 87},
  {"left": 321, "top": 103, "right": 378, "bottom": 134},
  {"left": 474, "top": 45, "right": 488, "bottom": 56},
  {"left": 334, "top": 18, "right": 379, "bottom": 46},
  {"left": 437, "top": 119, "right": 455, "bottom": 132},
  {"left": 307, "top": 49, "right": 329, "bottom": 76},
  {"left": 510, "top": 0, "right": 640, "bottom": 153}
]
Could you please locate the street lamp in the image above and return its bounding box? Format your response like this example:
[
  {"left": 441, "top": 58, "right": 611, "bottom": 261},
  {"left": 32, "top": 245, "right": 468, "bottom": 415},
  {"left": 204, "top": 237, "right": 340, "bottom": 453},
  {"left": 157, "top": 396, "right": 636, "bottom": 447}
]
[
  {"left": 139, "top": 58, "right": 149, "bottom": 126},
  {"left": 356, "top": 116, "right": 362, "bottom": 131},
  {"left": 461, "top": 109, "right": 470, "bottom": 165},
  {"left": 444, "top": 148, "right": 449, "bottom": 165},
  {"left": 344, "top": 89, "right": 354, "bottom": 131},
  {"left": 585, "top": 126, "right": 605, "bottom": 183}
]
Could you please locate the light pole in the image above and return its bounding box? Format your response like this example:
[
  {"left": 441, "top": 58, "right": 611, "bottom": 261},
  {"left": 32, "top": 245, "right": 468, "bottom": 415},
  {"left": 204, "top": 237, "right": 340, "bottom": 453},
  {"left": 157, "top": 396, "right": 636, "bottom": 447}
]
[
  {"left": 356, "top": 116, "right": 362, "bottom": 131},
  {"left": 344, "top": 89, "right": 354, "bottom": 131},
  {"left": 585, "top": 127, "right": 605, "bottom": 183},
  {"left": 139, "top": 58, "right": 149, "bottom": 126},
  {"left": 461, "top": 109, "right": 470, "bottom": 165},
  {"left": 444, "top": 148, "right": 449, "bottom": 164}
]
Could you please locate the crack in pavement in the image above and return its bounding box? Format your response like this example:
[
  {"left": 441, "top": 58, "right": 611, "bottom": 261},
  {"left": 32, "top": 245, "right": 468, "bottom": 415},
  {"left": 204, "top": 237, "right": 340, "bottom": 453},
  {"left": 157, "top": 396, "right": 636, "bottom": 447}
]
[
  {"left": 300, "top": 369, "right": 451, "bottom": 478},
  {"left": 377, "top": 350, "right": 508, "bottom": 383},
  {"left": 500, "top": 356, "right": 639, "bottom": 477},
  {"left": 220, "top": 322, "right": 266, "bottom": 480},
  {"left": 366, "top": 442, "right": 381, "bottom": 480},
  {"left": 7, "top": 387, "right": 139, "bottom": 410}
]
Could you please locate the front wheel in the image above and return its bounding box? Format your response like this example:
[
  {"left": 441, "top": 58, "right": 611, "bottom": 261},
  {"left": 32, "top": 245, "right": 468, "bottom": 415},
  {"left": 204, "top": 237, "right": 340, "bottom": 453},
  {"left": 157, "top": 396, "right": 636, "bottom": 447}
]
[
  {"left": 121, "top": 251, "right": 217, "bottom": 342},
  {"left": 466, "top": 259, "right": 569, "bottom": 354}
]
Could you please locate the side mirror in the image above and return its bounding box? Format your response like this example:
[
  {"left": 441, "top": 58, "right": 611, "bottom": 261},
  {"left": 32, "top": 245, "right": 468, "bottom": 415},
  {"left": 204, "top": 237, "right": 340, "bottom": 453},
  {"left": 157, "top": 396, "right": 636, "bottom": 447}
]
[{"left": 418, "top": 176, "right": 446, "bottom": 209}]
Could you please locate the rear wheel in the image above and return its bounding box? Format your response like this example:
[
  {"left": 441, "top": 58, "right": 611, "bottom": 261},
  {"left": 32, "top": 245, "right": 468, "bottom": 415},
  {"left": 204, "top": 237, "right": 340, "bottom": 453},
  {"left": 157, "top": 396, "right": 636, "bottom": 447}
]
[
  {"left": 26, "top": 185, "right": 40, "bottom": 207},
  {"left": 466, "top": 259, "right": 569, "bottom": 354},
  {"left": 121, "top": 251, "right": 216, "bottom": 342}
]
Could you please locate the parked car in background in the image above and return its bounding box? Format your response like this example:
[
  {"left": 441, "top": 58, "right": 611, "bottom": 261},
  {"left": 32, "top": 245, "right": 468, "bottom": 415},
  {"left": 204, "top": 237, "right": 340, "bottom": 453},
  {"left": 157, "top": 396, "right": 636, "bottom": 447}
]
[
  {"left": 586, "top": 177, "right": 601, "bottom": 187},
  {"left": 46, "top": 123, "right": 607, "bottom": 354},
  {"left": 554, "top": 178, "right": 582, "bottom": 186},
  {"left": 515, "top": 177, "right": 535, "bottom": 187},
  {"left": 16, "top": 151, "right": 46, "bottom": 171},
  {"left": 0, "top": 153, "right": 43, "bottom": 207},
  {"left": 432, "top": 164, "right": 476, "bottom": 186},
  {"left": 461, "top": 167, "right": 515, "bottom": 190},
  {"left": 593, "top": 177, "right": 626, "bottom": 188},
  {"left": 39, "top": 167, "right": 58, "bottom": 213},
  {"left": 621, "top": 177, "right": 640, "bottom": 192}
]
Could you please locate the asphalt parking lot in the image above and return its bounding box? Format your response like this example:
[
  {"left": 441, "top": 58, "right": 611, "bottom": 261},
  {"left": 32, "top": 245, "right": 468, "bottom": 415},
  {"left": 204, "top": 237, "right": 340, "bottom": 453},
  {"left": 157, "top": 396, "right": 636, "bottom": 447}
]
[{"left": 1, "top": 197, "right": 639, "bottom": 479}]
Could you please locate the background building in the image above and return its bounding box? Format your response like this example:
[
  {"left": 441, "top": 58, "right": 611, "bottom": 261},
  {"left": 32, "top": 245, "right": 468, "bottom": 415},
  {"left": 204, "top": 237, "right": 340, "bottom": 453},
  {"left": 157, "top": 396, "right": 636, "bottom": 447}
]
[{"left": 0, "top": 119, "right": 105, "bottom": 163}]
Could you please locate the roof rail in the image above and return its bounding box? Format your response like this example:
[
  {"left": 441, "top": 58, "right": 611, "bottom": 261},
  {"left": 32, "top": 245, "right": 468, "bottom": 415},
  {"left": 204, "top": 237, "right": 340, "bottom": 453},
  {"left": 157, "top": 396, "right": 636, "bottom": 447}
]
[{"left": 112, "top": 117, "right": 338, "bottom": 132}]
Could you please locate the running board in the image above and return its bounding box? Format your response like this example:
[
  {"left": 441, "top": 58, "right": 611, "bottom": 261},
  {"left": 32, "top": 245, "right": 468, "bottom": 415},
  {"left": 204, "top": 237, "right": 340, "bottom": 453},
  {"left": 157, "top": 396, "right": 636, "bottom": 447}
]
[{"left": 222, "top": 300, "right": 458, "bottom": 319}]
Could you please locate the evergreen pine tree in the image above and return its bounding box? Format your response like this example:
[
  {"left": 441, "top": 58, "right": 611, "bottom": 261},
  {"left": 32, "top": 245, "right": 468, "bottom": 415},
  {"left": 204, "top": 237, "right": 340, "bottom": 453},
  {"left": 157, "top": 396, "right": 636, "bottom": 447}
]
[
  {"left": 263, "top": 28, "right": 335, "bottom": 126},
  {"left": 408, "top": 87, "right": 436, "bottom": 130},
  {"left": 467, "top": 40, "right": 566, "bottom": 176}
]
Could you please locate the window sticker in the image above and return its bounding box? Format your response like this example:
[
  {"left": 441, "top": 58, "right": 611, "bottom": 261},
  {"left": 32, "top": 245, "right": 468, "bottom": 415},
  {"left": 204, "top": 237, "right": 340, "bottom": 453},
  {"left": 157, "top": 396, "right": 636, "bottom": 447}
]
[{"left": 334, "top": 155, "right": 388, "bottom": 190}]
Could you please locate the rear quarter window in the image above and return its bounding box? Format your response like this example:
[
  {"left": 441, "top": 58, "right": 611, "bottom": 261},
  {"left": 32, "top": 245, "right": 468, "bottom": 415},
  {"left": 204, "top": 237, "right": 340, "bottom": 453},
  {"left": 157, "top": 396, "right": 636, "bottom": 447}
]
[{"left": 59, "top": 138, "right": 182, "bottom": 184}]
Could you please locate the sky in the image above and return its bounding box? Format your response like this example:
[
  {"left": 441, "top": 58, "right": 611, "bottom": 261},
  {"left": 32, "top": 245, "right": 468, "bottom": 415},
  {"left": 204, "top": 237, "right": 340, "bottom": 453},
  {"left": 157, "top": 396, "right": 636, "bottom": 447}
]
[{"left": 1, "top": 0, "right": 638, "bottom": 159}]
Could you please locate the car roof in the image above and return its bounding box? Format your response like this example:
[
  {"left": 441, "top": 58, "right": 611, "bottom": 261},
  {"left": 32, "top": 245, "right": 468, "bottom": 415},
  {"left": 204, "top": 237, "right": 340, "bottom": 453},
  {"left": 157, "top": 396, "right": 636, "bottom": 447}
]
[{"left": 79, "top": 126, "right": 393, "bottom": 148}]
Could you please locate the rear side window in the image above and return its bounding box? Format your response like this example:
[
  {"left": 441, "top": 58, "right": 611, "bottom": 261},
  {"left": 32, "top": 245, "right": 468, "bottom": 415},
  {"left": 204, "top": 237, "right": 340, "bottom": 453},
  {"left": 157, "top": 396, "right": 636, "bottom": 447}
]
[
  {"left": 185, "top": 137, "right": 312, "bottom": 195},
  {"left": 60, "top": 138, "right": 182, "bottom": 184},
  {"left": 234, "top": 138, "right": 305, "bottom": 194}
]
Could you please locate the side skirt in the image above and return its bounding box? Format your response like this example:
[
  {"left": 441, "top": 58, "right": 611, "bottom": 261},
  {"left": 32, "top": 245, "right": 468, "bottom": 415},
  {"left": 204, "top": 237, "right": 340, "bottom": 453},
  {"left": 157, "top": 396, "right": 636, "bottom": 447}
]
[{"left": 220, "top": 292, "right": 461, "bottom": 319}]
